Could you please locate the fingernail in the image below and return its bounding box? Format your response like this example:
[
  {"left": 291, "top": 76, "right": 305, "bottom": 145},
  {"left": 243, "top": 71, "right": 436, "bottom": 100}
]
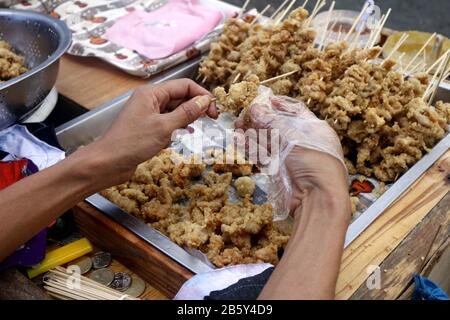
[{"left": 195, "top": 95, "right": 211, "bottom": 110}]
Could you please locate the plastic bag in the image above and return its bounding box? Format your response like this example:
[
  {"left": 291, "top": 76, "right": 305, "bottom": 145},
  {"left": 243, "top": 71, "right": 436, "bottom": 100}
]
[{"left": 236, "top": 86, "right": 346, "bottom": 219}]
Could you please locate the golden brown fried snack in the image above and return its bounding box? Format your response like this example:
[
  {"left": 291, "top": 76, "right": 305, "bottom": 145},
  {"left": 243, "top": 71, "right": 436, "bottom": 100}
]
[
  {"left": 0, "top": 40, "right": 27, "bottom": 81},
  {"left": 234, "top": 176, "right": 256, "bottom": 197},
  {"left": 213, "top": 75, "right": 260, "bottom": 115},
  {"left": 102, "top": 150, "right": 291, "bottom": 268}
]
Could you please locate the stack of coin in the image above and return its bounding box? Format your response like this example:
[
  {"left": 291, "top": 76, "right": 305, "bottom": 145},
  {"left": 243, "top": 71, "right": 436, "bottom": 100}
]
[
  {"left": 92, "top": 252, "right": 112, "bottom": 269},
  {"left": 109, "top": 272, "right": 132, "bottom": 292},
  {"left": 124, "top": 275, "right": 146, "bottom": 298},
  {"left": 66, "top": 251, "right": 145, "bottom": 298},
  {"left": 68, "top": 256, "right": 93, "bottom": 275},
  {"left": 89, "top": 268, "right": 115, "bottom": 286}
]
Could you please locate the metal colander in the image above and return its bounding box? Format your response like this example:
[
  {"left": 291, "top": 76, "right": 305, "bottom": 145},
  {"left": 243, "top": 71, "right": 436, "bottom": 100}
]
[{"left": 0, "top": 9, "right": 71, "bottom": 130}]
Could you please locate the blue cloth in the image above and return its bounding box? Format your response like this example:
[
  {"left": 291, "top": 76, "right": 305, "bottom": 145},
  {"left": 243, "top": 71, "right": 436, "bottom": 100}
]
[{"left": 412, "top": 274, "right": 449, "bottom": 300}]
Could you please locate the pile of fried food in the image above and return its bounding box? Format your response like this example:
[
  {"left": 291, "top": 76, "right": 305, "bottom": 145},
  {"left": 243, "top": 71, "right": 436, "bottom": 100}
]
[
  {"left": 0, "top": 40, "right": 27, "bottom": 82},
  {"left": 199, "top": 7, "right": 450, "bottom": 182},
  {"left": 101, "top": 150, "right": 290, "bottom": 268}
]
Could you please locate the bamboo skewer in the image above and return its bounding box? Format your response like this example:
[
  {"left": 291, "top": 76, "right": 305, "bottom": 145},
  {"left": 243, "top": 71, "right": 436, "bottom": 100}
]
[
  {"left": 232, "top": 73, "right": 242, "bottom": 84},
  {"left": 423, "top": 57, "right": 446, "bottom": 100},
  {"left": 383, "top": 33, "right": 409, "bottom": 62},
  {"left": 366, "top": 8, "right": 391, "bottom": 49},
  {"left": 42, "top": 267, "right": 140, "bottom": 301},
  {"left": 410, "top": 61, "right": 426, "bottom": 75},
  {"left": 260, "top": 70, "right": 299, "bottom": 84},
  {"left": 364, "top": 13, "right": 384, "bottom": 49},
  {"left": 240, "top": 0, "right": 251, "bottom": 16},
  {"left": 275, "top": 0, "right": 297, "bottom": 25},
  {"left": 305, "top": 0, "right": 326, "bottom": 28},
  {"left": 318, "top": 1, "right": 335, "bottom": 51},
  {"left": 349, "top": 22, "right": 364, "bottom": 50},
  {"left": 322, "top": 16, "right": 339, "bottom": 48},
  {"left": 427, "top": 53, "right": 450, "bottom": 105},
  {"left": 343, "top": 2, "right": 370, "bottom": 42},
  {"left": 301, "top": 0, "right": 309, "bottom": 9},
  {"left": 305, "top": 0, "right": 324, "bottom": 27},
  {"left": 423, "top": 52, "right": 449, "bottom": 101},
  {"left": 52, "top": 267, "right": 129, "bottom": 297},
  {"left": 250, "top": 4, "right": 271, "bottom": 27},
  {"left": 211, "top": 70, "right": 301, "bottom": 103},
  {"left": 270, "top": 0, "right": 289, "bottom": 20},
  {"left": 426, "top": 49, "right": 450, "bottom": 74},
  {"left": 336, "top": 24, "right": 343, "bottom": 42},
  {"left": 423, "top": 50, "right": 427, "bottom": 68},
  {"left": 305, "top": 0, "right": 322, "bottom": 26},
  {"left": 397, "top": 52, "right": 406, "bottom": 73},
  {"left": 404, "top": 32, "right": 437, "bottom": 74}
]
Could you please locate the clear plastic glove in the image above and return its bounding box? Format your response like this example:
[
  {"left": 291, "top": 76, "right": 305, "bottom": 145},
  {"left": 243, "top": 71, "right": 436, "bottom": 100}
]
[{"left": 235, "top": 86, "right": 348, "bottom": 219}]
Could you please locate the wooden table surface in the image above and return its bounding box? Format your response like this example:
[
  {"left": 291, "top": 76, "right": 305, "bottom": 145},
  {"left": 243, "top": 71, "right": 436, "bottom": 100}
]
[
  {"left": 53, "top": 54, "right": 450, "bottom": 300},
  {"left": 56, "top": 55, "right": 148, "bottom": 110}
]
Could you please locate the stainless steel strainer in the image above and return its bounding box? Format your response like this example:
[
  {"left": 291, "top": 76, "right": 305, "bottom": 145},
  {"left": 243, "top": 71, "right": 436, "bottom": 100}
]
[{"left": 0, "top": 9, "right": 71, "bottom": 130}]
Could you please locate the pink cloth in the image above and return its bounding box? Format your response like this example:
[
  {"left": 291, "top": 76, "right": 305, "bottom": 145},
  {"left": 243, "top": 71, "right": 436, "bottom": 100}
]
[{"left": 105, "top": 0, "right": 222, "bottom": 59}]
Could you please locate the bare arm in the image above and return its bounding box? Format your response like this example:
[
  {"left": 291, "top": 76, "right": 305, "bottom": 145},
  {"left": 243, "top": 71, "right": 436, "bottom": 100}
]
[
  {"left": 0, "top": 145, "right": 111, "bottom": 262},
  {"left": 259, "top": 149, "right": 351, "bottom": 300},
  {"left": 236, "top": 96, "right": 351, "bottom": 300},
  {"left": 0, "top": 79, "right": 216, "bottom": 262}
]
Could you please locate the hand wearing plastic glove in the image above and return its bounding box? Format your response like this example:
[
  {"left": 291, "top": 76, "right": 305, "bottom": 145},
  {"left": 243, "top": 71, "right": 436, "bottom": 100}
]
[
  {"left": 237, "top": 88, "right": 351, "bottom": 299},
  {"left": 235, "top": 88, "right": 348, "bottom": 216}
]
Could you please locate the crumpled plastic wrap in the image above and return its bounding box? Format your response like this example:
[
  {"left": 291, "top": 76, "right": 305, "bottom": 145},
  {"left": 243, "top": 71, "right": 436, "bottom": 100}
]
[{"left": 235, "top": 86, "right": 346, "bottom": 219}]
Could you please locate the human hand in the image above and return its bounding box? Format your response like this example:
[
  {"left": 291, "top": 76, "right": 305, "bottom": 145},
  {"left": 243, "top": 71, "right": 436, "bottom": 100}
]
[
  {"left": 235, "top": 89, "right": 348, "bottom": 215},
  {"left": 81, "top": 79, "right": 217, "bottom": 186}
]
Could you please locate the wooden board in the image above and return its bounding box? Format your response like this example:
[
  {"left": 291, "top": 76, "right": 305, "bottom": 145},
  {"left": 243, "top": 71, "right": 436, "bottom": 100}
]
[
  {"left": 350, "top": 192, "right": 449, "bottom": 299},
  {"left": 72, "top": 203, "right": 194, "bottom": 298},
  {"left": 335, "top": 151, "right": 450, "bottom": 299},
  {"left": 56, "top": 55, "right": 147, "bottom": 110}
]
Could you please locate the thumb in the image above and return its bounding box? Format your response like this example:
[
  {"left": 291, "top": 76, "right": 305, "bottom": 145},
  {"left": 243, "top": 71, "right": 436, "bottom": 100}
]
[{"left": 164, "top": 95, "right": 211, "bottom": 130}]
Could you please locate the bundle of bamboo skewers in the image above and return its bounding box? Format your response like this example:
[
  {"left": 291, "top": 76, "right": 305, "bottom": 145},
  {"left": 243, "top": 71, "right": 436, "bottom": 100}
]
[{"left": 43, "top": 267, "right": 139, "bottom": 300}]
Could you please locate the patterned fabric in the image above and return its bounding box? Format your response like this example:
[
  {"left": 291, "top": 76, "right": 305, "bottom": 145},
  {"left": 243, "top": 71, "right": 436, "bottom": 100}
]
[
  {"left": 13, "top": 0, "right": 239, "bottom": 77},
  {"left": 0, "top": 158, "right": 47, "bottom": 271},
  {"left": 104, "top": 0, "right": 222, "bottom": 60}
]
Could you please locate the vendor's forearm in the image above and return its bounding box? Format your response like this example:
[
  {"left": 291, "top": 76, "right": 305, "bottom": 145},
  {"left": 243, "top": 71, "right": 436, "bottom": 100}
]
[
  {"left": 0, "top": 144, "right": 109, "bottom": 262},
  {"left": 259, "top": 186, "right": 351, "bottom": 300}
]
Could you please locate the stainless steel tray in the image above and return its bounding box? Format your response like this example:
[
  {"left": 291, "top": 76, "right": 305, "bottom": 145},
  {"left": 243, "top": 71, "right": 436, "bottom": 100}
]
[{"left": 56, "top": 57, "right": 450, "bottom": 273}]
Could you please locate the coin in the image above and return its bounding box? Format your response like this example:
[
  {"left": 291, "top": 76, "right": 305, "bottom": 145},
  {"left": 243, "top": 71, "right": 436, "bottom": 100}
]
[
  {"left": 109, "top": 272, "right": 132, "bottom": 292},
  {"left": 123, "top": 275, "right": 146, "bottom": 298},
  {"left": 69, "top": 257, "right": 92, "bottom": 274},
  {"left": 92, "top": 252, "right": 112, "bottom": 269},
  {"left": 89, "top": 268, "right": 114, "bottom": 286}
]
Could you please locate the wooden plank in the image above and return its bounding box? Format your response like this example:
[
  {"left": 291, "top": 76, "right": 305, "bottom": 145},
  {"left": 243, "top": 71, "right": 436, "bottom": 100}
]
[
  {"left": 72, "top": 202, "right": 194, "bottom": 298},
  {"left": 427, "top": 246, "right": 450, "bottom": 294},
  {"left": 397, "top": 236, "right": 450, "bottom": 300},
  {"left": 335, "top": 150, "right": 450, "bottom": 299},
  {"left": 56, "top": 55, "right": 147, "bottom": 110},
  {"left": 350, "top": 192, "right": 449, "bottom": 299}
]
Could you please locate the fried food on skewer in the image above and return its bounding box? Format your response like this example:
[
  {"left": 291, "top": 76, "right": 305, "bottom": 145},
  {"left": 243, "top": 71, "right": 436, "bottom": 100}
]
[
  {"left": 213, "top": 74, "right": 260, "bottom": 115},
  {"left": 205, "top": 6, "right": 450, "bottom": 184},
  {"left": 198, "top": 17, "right": 250, "bottom": 86}
]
